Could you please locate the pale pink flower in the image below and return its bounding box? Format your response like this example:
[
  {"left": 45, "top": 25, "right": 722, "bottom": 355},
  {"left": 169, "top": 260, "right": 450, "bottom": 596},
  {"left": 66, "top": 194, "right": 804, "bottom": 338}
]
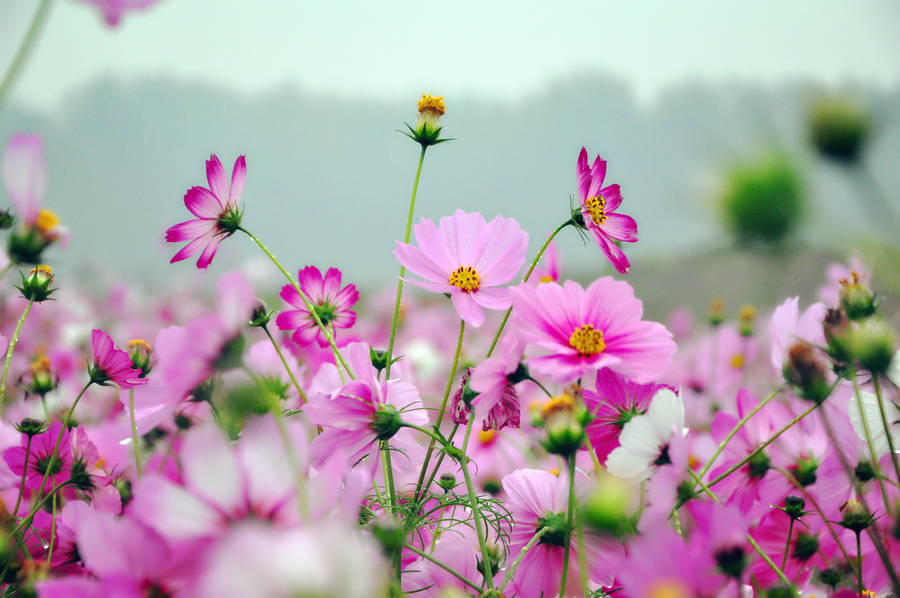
[
  {"left": 769, "top": 296, "right": 827, "bottom": 373},
  {"left": 503, "top": 468, "right": 624, "bottom": 598},
  {"left": 393, "top": 209, "right": 528, "bottom": 327},
  {"left": 576, "top": 147, "right": 637, "bottom": 274},
  {"left": 509, "top": 277, "right": 676, "bottom": 384},
  {"left": 166, "top": 154, "right": 245, "bottom": 269},
  {"left": 2, "top": 132, "right": 45, "bottom": 227}
]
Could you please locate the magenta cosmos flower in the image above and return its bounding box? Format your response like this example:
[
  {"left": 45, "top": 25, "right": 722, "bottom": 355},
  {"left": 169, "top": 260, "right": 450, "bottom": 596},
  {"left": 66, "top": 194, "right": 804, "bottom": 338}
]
[
  {"left": 88, "top": 329, "right": 147, "bottom": 389},
  {"left": 276, "top": 266, "right": 358, "bottom": 347},
  {"left": 510, "top": 277, "right": 676, "bottom": 384},
  {"left": 166, "top": 154, "right": 245, "bottom": 269},
  {"left": 393, "top": 209, "right": 528, "bottom": 327},
  {"left": 576, "top": 147, "right": 637, "bottom": 274}
]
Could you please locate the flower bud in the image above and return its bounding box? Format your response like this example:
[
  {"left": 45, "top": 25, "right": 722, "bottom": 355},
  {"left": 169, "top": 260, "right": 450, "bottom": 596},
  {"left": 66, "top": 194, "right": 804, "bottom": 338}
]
[
  {"left": 14, "top": 418, "right": 45, "bottom": 436},
  {"left": 437, "top": 472, "right": 457, "bottom": 493},
  {"left": 809, "top": 95, "right": 870, "bottom": 163},
  {"left": 823, "top": 307, "right": 851, "bottom": 364},
  {"left": 16, "top": 265, "right": 55, "bottom": 302},
  {"left": 248, "top": 299, "right": 274, "bottom": 328},
  {"left": 540, "top": 394, "right": 590, "bottom": 456},
  {"left": 737, "top": 305, "right": 757, "bottom": 337},
  {"left": 839, "top": 500, "right": 874, "bottom": 533},
  {"left": 783, "top": 342, "right": 831, "bottom": 404},
  {"left": 583, "top": 474, "right": 632, "bottom": 537},
  {"left": 839, "top": 272, "right": 877, "bottom": 320},
  {"left": 21, "top": 355, "right": 57, "bottom": 397},
  {"left": 792, "top": 531, "right": 819, "bottom": 561},
  {"left": 127, "top": 339, "right": 153, "bottom": 377},
  {"left": 371, "top": 516, "right": 407, "bottom": 556},
  {"left": 850, "top": 317, "right": 896, "bottom": 374},
  {"left": 714, "top": 545, "right": 748, "bottom": 580},
  {"left": 0, "top": 210, "right": 14, "bottom": 230},
  {"left": 709, "top": 297, "right": 726, "bottom": 327},
  {"left": 371, "top": 405, "right": 403, "bottom": 441},
  {"left": 781, "top": 495, "right": 807, "bottom": 520},
  {"left": 405, "top": 94, "right": 448, "bottom": 148}
]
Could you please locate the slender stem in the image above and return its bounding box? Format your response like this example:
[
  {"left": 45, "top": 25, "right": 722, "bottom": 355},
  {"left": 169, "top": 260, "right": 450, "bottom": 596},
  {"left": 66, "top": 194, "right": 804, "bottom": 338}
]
[
  {"left": 780, "top": 517, "right": 794, "bottom": 572},
  {"left": 45, "top": 492, "right": 57, "bottom": 568},
  {"left": 708, "top": 402, "right": 819, "bottom": 489},
  {"left": 238, "top": 227, "right": 353, "bottom": 378},
  {"left": 128, "top": 388, "right": 142, "bottom": 479},
  {"left": 459, "top": 418, "right": 494, "bottom": 590},
  {"left": 262, "top": 324, "right": 307, "bottom": 404},
  {"left": 34, "top": 380, "right": 91, "bottom": 499},
  {"left": 872, "top": 375, "right": 900, "bottom": 503},
  {"left": 273, "top": 411, "right": 308, "bottom": 521},
  {"left": 0, "top": 297, "right": 36, "bottom": 408},
  {"left": 0, "top": 0, "right": 54, "bottom": 109},
  {"left": 418, "top": 423, "right": 460, "bottom": 505},
  {"left": 413, "top": 320, "right": 464, "bottom": 502},
  {"left": 850, "top": 369, "right": 891, "bottom": 513},
  {"left": 402, "top": 543, "right": 482, "bottom": 592},
  {"left": 696, "top": 385, "right": 783, "bottom": 483},
  {"left": 485, "top": 220, "right": 571, "bottom": 358},
  {"left": 856, "top": 531, "right": 864, "bottom": 596},
  {"left": 498, "top": 527, "right": 549, "bottom": 592},
  {"left": 11, "top": 435, "right": 33, "bottom": 518},
  {"left": 558, "top": 453, "right": 577, "bottom": 598},
  {"left": 386, "top": 146, "right": 428, "bottom": 379},
  {"left": 381, "top": 440, "right": 401, "bottom": 580}
]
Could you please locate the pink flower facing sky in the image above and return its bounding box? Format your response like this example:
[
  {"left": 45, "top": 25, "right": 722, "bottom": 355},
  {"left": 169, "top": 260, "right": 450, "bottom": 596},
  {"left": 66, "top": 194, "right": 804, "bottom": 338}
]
[
  {"left": 576, "top": 147, "right": 637, "bottom": 274},
  {"left": 276, "top": 266, "right": 358, "bottom": 348},
  {"left": 509, "top": 277, "right": 676, "bottom": 384},
  {"left": 89, "top": 329, "right": 147, "bottom": 390},
  {"left": 393, "top": 209, "right": 528, "bottom": 327},
  {"left": 166, "top": 154, "right": 245, "bottom": 269},
  {"left": 2, "top": 132, "right": 45, "bottom": 227}
]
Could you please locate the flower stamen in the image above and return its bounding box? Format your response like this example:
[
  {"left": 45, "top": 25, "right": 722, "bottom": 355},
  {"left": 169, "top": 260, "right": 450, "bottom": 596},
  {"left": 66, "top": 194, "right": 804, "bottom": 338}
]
[
  {"left": 569, "top": 324, "right": 605, "bottom": 356},
  {"left": 449, "top": 265, "right": 480, "bottom": 293},
  {"left": 585, "top": 195, "right": 608, "bottom": 225},
  {"left": 34, "top": 209, "right": 59, "bottom": 234}
]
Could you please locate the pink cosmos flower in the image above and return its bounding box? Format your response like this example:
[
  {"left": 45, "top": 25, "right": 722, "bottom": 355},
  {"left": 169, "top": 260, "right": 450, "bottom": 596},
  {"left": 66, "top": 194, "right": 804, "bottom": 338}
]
[
  {"left": 576, "top": 147, "right": 637, "bottom": 274},
  {"left": 166, "top": 154, "right": 245, "bottom": 269},
  {"left": 73, "top": 0, "right": 160, "bottom": 27},
  {"left": 276, "top": 266, "right": 358, "bottom": 348},
  {"left": 4, "top": 422, "right": 72, "bottom": 491},
  {"left": 502, "top": 468, "right": 624, "bottom": 598},
  {"left": 583, "top": 368, "right": 672, "bottom": 464},
  {"left": 2, "top": 132, "right": 45, "bottom": 227},
  {"left": 89, "top": 329, "right": 147, "bottom": 389},
  {"left": 509, "top": 277, "right": 676, "bottom": 384},
  {"left": 393, "top": 209, "right": 528, "bottom": 327}
]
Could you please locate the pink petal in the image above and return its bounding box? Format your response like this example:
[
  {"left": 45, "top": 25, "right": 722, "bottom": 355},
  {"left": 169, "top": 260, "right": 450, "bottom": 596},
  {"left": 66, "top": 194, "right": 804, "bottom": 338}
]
[
  {"left": 600, "top": 183, "right": 623, "bottom": 211},
  {"left": 165, "top": 218, "right": 214, "bottom": 243},
  {"left": 184, "top": 185, "right": 224, "bottom": 219},
  {"left": 1, "top": 132, "right": 45, "bottom": 226},
  {"left": 229, "top": 155, "right": 246, "bottom": 205},
  {"left": 602, "top": 212, "right": 638, "bottom": 242},
  {"left": 451, "top": 291, "right": 485, "bottom": 327},
  {"left": 206, "top": 155, "right": 229, "bottom": 203}
]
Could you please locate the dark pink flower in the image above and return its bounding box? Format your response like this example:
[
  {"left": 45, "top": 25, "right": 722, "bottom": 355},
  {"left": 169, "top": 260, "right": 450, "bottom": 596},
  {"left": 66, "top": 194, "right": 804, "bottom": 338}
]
[
  {"left": 276, "top": 266, "right": 358, "bottom": 348},
  {"left": 4, "top": 422, "right": 72, "bottom": 491},
  {"left": 576, "top": 147, "right": 637, "bottom": 274},
  {"left": 509, "top": 277, "right": 676, "bottom": 384},
  {"left": 166, "top": 154, "right": 245, "bottom": 269},
  {"left": 73, "top": 0, "right": 160, "bottom": 27},
  {"left": 89, "top": 329, "right": 147, "bottom": 389}
]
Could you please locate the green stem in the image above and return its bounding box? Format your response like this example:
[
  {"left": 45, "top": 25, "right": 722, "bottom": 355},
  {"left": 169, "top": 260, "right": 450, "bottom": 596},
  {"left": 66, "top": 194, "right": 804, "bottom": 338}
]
[
  {"left": 386, "top": 146, "right": 428, "bottom": 379},
  {"left": 780, "top": 517, "right": 794, "bottom": 572},
  {"left": 695, "top": 385, "right": 783, "bottom": 483},
  {"left": 238, "top": 227, "right": 353, "bottom": 378},
  {"left": 0, "top": 297, "right": 35, "bottom": 408},
  {"left": 33, "top": 380, "right": 91, "bottom": 498},
  {"left": 128, "top": 388, "right": 142, "bottom": 479},
  {"left": 382, "top": 440, "right": 401, "bottom": 581},
  {"left": 418, "top": 423, "right": 460, "bottom": 505},
  {"left": 413, "top": 320, "right": 464, "bottom": 502},
  {"left": 485, "top": 219, "right": 571, "bottom": 358},
  {"left": 872, "top": 375, "right": 900, "bottom": 509},
  {"left": 402, "top": 543, "right": 482, "bottom": 592},
  {"left": 459, "top": 417, "right": 494, "bottom": 590},
  {"left": 558, "top": 453, "right": 577, "bottom": 598},
  {"left": 856, "top": 531, "right": 864, "bottom": 596},
  {"left": 850, "top": 369, "right": 891, "bottom": 513},
  {"left": 0, "top": 0, "right": 54, "bottom": 109},
  {"left": 262, "top": 324, "right": 307, "bottom": 404},
  {"left": 273, "top": 411, "right": 309, "bottom": 522},
  {"left": 708, "top": 401, "right": 819, "bottom": 489},
  {"left": 498, "top": 527, "right": 549, "bottom": 593},
  {"left": 10, "top": 435, "right": 33, "bottom": 518}
]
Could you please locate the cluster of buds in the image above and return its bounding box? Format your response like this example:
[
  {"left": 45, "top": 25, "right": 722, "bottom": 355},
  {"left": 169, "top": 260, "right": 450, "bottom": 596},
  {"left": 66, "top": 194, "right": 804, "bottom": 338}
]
[{"left": 823, "top": 272, "right": 897, "bottom": 376}]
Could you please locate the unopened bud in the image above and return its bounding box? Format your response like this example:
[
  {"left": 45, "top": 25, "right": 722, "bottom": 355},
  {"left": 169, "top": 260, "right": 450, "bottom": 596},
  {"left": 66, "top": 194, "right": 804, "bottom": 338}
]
[
  {"left": 709, "top": 297, "right": 726, "bottom": 327},
  {"left": 839, "top": 272, "right": 877, "bottom": 320},
  {"left": 14, "top": 418, "right": 45, "bottom": 436},
  {"left": 737, "top": 305, "right": 757, "bottom": 337},
  {"left": 783, "top": 342, "right": 831, "bottom": 404},
  {"left": 839, "top": 500, "right": 874, "bottom": 533},
  {"left": 809, "top": 95, "right": 870, "bottom": 163},
  {"left": 850, "top": 317, "right": 896, "bottom": 374},
  {"left": 823, "top": 308, "right": 851, "bottom": 364},
  {"left": 248, "top": 300, "right": 273, "bottom": 328},
  {"left": 127, "top": 339, "right": 153, "bottom": 377},
  {"left": 781, "top": 495, "right": 807, "bottom": 520},
  {"left": 16, "top": 265, "right": 55, "bottom": 302},
  {"left": 540, "top": 394, "right": 589, "bottom": 456},
  {"left": 404, "top": 94, "right": 450, "bottom": 148}
]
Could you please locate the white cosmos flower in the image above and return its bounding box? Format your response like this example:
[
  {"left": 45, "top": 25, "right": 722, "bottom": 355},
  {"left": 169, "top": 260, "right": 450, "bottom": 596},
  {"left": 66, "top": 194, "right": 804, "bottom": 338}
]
[
  {"left": 605, "top": 388, "right": 685, "bottom": 479},
  {"left": 848, "top": 388, "right": 900, "bottom": 458},
  {"left": 888, "top": 350, "right": 900, "bottom": 389}
]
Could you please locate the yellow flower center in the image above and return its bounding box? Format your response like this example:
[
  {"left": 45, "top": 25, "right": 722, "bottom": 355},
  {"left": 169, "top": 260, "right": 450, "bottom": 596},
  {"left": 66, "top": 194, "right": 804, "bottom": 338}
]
[
  {"left": 585, "top": 195, "right": 608, "bottom": 226},
  {"left": 539, "top": 274, "right": 554, "bottom": 283},
  {"left": 449, "top": 265, "right": 480, "bottom": 293},
  {"left": 30, "top": 355, "right": 51, "bottom": 375},
  {"left": 35, "top": 209, "right": 59, "bottom": 233},
  {"left": 569, "top": 324, "right": 605, "bottom": 356},
  {"left": 417, "top": 94, "right": 445, "bottom": 116},
  {"left": 128, "top": 339, "right": 151, "bottom": 353},
  {"left": 478, "top": 429, "right": 497, "bottom": 445},
  {"left": 541, "top": 393, "right": 576, "bottom": 418},
  {"left": 730, "top": 354, "right": 745, "bottom": 369},
  {"left": 30, "top": 265, "right": 52, "bottom": 277},
  {"left": 647, "top": 580, "right": 691, "bottom": 598}
]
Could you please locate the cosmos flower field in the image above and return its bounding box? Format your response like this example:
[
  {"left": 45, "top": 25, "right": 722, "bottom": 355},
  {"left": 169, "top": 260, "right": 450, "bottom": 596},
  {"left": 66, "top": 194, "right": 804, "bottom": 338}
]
[{"left": 1, "top": 5, "right": 900, "bottom": 596}]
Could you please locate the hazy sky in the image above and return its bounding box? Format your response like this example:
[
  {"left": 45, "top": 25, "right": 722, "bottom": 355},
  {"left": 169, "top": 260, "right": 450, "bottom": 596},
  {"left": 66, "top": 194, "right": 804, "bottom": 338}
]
[{"left": 2, "top": 0, "right": 900, "bottom": 112}]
